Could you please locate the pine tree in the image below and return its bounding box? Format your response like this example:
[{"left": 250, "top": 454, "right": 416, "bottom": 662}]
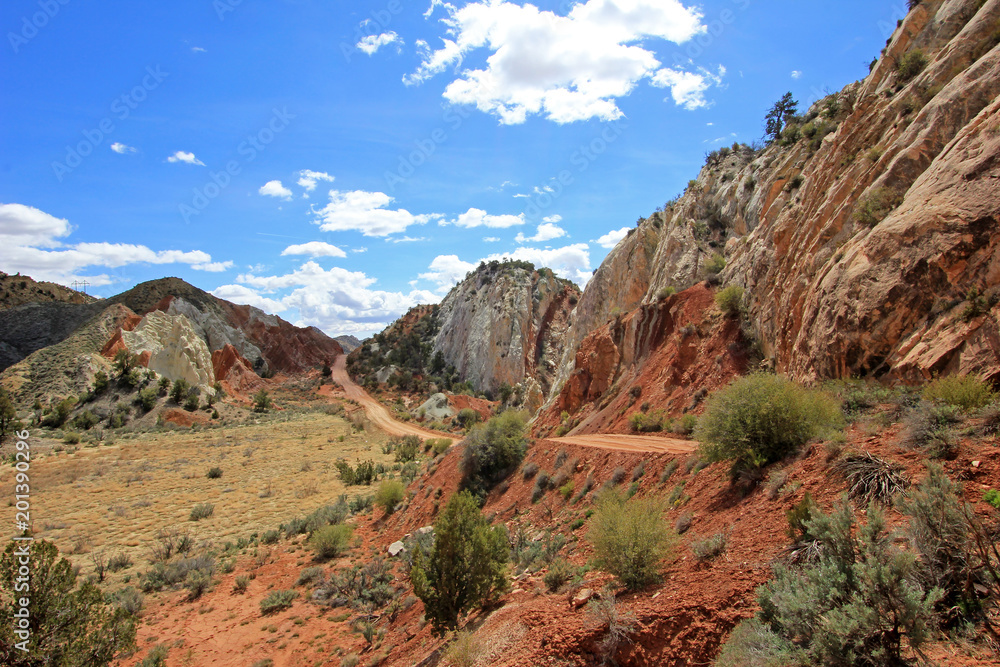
[
  {"left": 411, "top": 491, "right": 509, "bottom": 634},
  {"left": 764, "top": 92, "right": 799, "bottom": 143}
]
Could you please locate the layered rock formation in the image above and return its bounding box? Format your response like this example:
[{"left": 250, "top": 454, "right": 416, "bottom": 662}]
[
  {"left": 546, "top": 0, "right": 1000, "bottom": 417},
  {"left": 212, "top": 344, "right": 265, "bottom": 396},
  {"left": 432, "top": 261, "right": 580, "bottom": 397},
  {"left": 120, "top": 311, "right": 216, "bottom": 388}
]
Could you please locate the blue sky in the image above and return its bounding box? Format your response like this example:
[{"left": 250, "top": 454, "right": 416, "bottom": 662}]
[{"left": 0, "top": 0, "right": 908, "bottom": 336}]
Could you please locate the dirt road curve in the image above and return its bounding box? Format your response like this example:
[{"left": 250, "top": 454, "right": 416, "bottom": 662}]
[
  {"left": 330, "top": 355, "right": 444, "bottom": 439},
  {"left": 332, "top": 356, "right": 699, "bottom": 454},
  {"left": 547, "top": 433, "right": 697, "bottom": 455}
]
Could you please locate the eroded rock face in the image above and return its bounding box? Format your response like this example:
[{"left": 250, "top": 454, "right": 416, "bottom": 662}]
[
  {"left": 212, "top": 344, "right": 265, "bottom": 397},
  {"left": 122, "top": 311, "right": 215, "bottom": 387},
  {"left": 433, "top": 263, "right": 580, "bottom": 396},
  {"left": 162, "top": 297, "right": 268, "bottom": 373},
  {"left": 549, "top": 0, "right": 1000, "bottom": 394}
]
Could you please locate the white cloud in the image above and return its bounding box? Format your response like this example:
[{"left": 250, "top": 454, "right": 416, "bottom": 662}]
[
  {"left": 515, "top": 221, "right": 567, "bottom": 243},
  {"left": 357, "top": 31, "right": 402, "bottom": 55},
  {"left": 211, "top": 284, "right": 286, "bottom": 313},
  {"left": 594, "top": 226, "right": 630, "bottom": 248},
  {"left": 485, "top": 244, "right": 591, "bottom": 285},
  {"left": 281, "top": 241, "right": 347, "bottom": 258},
  {"left": 421, "top": 243, "right": 592, "bottom": 292},
  {"left": 445, "top": 207, "right": 525, "bottom": 229},
  {"left": 259, "top": 180, "right": 293, "bottom": 200},
  {"left": 543, "top": 214, "right": 562, "bottom": 223},
  {"left": 482, "top": 236, "right": 501, "bottom": 243},
  {"left": 407, "top": 0, "right": 711, "bottom": 124},
  {"left": 297, "top": 170, "right": 335, "bottom": 192},
  {"left": 313, "top": 189, "right": 441, "bottom": 237},
  {"left": 419, "top": 254, "right": 478, "bottom": 291},
  {"left": 650, "top": 65, "right": 725, "bottom": 110},
  {"left": 387, "top": 236, "right": 428, "bottom": 243},
  {"left": 0, "top": 203, "right": 232, "bottom": 286},
  {"left": 167, "top": 151, "right": 205, "bottom": 166},
  {"left": 225, "top": 261, "right": 440, "bottom": 335},
  {"left": 791, "top": 70, "right": 802, "bottom": 79},
  {"left": 110, "top": 142, "right": 137, "bottom": 154},
  {"left": 192, "top": 46, "right": 207, "bottom": 53}
]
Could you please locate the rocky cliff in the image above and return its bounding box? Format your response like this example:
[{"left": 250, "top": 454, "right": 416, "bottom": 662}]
[
  {"left": 547, "top": 0, "right": 1000, "bottom": 419},
  {"left": 433, "top": 261, "right": 580, "bottom": 399}
]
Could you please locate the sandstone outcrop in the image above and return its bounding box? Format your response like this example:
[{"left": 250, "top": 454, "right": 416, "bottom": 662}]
[
  {"left": 212, "top": 344, "right": 265, "bottom": 397},
  {"left": 433, "top": 261, "right": 580, "bottom": 395},
  {"left": 547, "top": 0, "right": 1000, "bottom": 403},
  {"left": 121, "top": 310, "right": 216, "bottom": 387}
]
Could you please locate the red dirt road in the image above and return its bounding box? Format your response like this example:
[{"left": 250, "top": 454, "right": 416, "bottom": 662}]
[
  {"left": 332, "top": 356, "right": 698, "bottom": 454},
  {"left": 548, "top": 432, "right": 697, "bottom": 454},
  {"left": 330, "top": 355, "right": 444, "bottom": 439}
]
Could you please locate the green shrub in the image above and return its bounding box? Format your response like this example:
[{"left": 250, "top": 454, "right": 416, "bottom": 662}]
[
  {"left": 704, "top": 253, "right": 726, "bottom": 275},
  {"left": 297, "top": 566, "right": 324, "bottom": 586},
  {"left": 443, "top": 630, "right": 484, "bottom": 667},
  {"left": 189, "top": 503, "right": 215, "bottom": 521},
  {"left": 543, "top": 558, "right": 577, "bottom": 593},
  {"left": 260, "top": 589, "right": 298, "bottom": 615},
  {"left": 136, "top": 386, "right": 158, "bottom": 412},
  {"left": 232, "top": 575, "right": 250, "bottom": 594},
  {"left": 629, "top": 410, "right": 664, "bottom": 433},
  {"left": 657, "top": 286, "right": 676, "bottom": 301},
  {"left": 559, "top": 480, "right": 575, "bottom": 501},
  {"left": 456, "top": 408, "right": 481, "bottom": 429},
  {"left": 460, "top": 410, "right": 528, "bottom": 498},
  {"left": 690, "top": 533, "right": 727, "bottom": 561},
  {"left": 718, "top": 498, "right": 940, "bottom": 665},
  {"left": 588, "top": 489, "right": 674, "bottom": 590},
  {"left": 375, "top": 479, "right": 405, "bottom": 515},
  {"left": 899, "top": 464, "right": 984, "bottom": 625},
  {"left": 428, "top": 438, "right": 452, "bottom": 455},
  {"left": 411, "top": 490, "right": 509, "bottom": 634},
  {"left": 984, "top": 489, "right": 1000, "bottom": 510},
  {"left": 852, "top": 187, "right": 903, "bottom": 226},
  {"left": 183, "top": 394, "right": 200, "bottom": 412},
  {"left": 170, "top": 379, "right": 189, "bottom": 404},
  {"left": 672, "top": 413, "right": 698, "bottom": 436},
  {"left": 715, "top": 285, "right": 744, "bottom": 317},
  {"left": 0, "top": 540, "right": 137, "bottom": 665},
  {"left": 73, "top": 410, "right": 98, "bottom": 430},
  {"left": 42, "top": 397, "right": 76, "bottom": 428},
  {"left": 897, "top": 48, "right": 928, "bottom": 81},
  {"left": 207, "top": 467, "right": 223, "bottom": 479},
  {"left": 923, "top": 374, "right": 996, "bottom": 411},
  {"left": 184, "top": 569, "right": 212, "bottom": 599},
  {"left": 253, "top": 389, "right": 272, "bottom": 413},
  {"left": 785, "top": 493, "right": 817, "bottom": 541},
  {"left": 137, "top": 644, "right": 170, "bottom": 667},
  {"left": 392, "top": 435, "right": 421, "bottom": 463},
  {"left": 310, "top": 524, "right": 353, "bottom": 560},
  {"left": 696, "top": 374, "right": 842, "bottom": 478}
]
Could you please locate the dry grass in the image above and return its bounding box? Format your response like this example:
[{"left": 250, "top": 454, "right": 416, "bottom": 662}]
[{"left": 1, "top": 410, "right": 394, "bottom": 584}]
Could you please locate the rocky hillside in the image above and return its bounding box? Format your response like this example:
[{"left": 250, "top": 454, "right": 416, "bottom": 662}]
[
  {"left": 0, "top": 271, "right": 96, "bottom": 311},
  {"left": 0, "top": 276, "right": 342, "bottom": 406},
  {"left": 546, "top": 0, "right": 1000, "bottom": 423},
  {"left": 350, "top": 260, "right": 580, "bottom": 411}
]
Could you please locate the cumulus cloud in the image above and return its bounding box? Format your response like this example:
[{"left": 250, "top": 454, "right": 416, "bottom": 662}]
[
  {"left": 220, "top": 261, "right": 440, "bottom": 335},
  {"left": 297, "top": 170, "right": 335, "bottom": 192},
  {"left": 515, "top": 221, "right": 567, "bottom": 244},
  {"left": 594, "top": 226, "right": 630, "bottom": 248},
  {"left": 791, "top": 70, "right": 802, "bottom": 79},
  {"left": 313, "top": 190, "right": 441, "bottom": 237},
  {"left": 407, "top": 0, "right": 714, "bottom": 123},
  {"left": 0, "top": 203, "right": 232, "bottom": 286},
  {"left": 167, "top": 151, "right": 205, "bottom": 166},
  {"left": 418, "top": 254, "right": 478, "bottom": 291},
  {"left": 650, "top": 65, "right": 725, "bottom": 110},
  {"left": 357, "top": 31, "right": 402, "bottom": 55},
  {"left": 110, "top": 142, "right": 137, "bottom": 154},
  {"left": 445, "top": 208, "right": 525, "bottom": 229},
  {"left": 281, "top": 241, "right": 347, "bottom": 258},
  {"left": 421, "top": 243, "right": 592, "bottom": 292},
  {"left": 211, "top": 284, "right": 286, "bottom": 313},
  {"left": 259, "top": 180, "right": 293, "bottom": 200}
]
